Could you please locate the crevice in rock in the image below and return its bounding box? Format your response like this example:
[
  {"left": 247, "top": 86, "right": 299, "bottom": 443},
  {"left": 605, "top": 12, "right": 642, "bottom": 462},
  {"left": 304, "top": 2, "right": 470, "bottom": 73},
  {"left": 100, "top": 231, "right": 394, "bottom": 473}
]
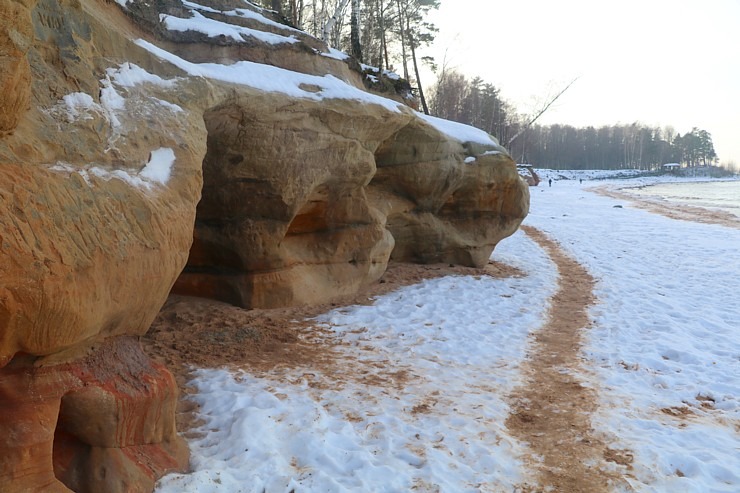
[
  {"left": 171, "top": 104, "right": 259, "bottom": 306},
  {"left": 285, "top": 188, "right": 332, "bottom": 236},
  {"left": 53, "top": 394, "right": 92, "bottom": 493}
]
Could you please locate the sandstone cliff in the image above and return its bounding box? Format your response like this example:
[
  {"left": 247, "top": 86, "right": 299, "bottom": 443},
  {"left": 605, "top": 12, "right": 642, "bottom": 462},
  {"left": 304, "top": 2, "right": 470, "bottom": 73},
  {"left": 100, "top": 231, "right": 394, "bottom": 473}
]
[{"left": 0, "top": 0, "right": 528, "bottom": 491}]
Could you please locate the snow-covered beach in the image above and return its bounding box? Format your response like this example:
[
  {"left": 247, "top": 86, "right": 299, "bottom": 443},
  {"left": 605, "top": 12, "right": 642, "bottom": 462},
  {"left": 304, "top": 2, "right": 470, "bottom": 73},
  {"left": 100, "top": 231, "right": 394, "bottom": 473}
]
[
  {"left": 529, "top": 178, "right": 740, "bottom": 491},
  {"left": 154, "top": 175, "right": 740, "bottom": 493}
]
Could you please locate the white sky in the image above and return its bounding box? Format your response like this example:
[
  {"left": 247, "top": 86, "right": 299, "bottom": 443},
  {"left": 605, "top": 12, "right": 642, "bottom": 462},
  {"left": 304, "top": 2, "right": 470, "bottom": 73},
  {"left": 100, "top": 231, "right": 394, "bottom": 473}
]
[{"left": 419, "top": 0, "right": 740, "bottom": 166}]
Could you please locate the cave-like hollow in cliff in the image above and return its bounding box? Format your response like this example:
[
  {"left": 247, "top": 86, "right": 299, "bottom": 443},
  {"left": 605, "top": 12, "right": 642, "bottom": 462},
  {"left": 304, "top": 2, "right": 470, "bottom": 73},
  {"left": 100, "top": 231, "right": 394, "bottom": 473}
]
[
  {"left": 166, "top": 101, "right": 526, "bottom": 310},
  {"left": 170, "top": 105, "right": 262, "bottom": 307},
  {"left": 170, "top": 104, "right": 389, "bottom": 310},
  {"left": 53, "top": 392, "right": 92, "bottom": 492}
]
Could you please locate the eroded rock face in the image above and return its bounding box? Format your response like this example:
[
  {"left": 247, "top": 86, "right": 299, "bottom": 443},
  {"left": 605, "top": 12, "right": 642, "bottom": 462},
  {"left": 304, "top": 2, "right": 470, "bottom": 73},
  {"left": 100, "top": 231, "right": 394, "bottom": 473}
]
[
  {"left": 0, "top": 0, "right": 32, "bottom": 135},
  {"left": 0, "top": 337, "right": 187, "bottom": 493},
  {"left": 1, "top": 0, "right": 202, "bottom": 489},
  {"left": 371, "top": 118, "right": 530, "bottom": 268},
  {"left": 172, "top": 95, "right": 411, "bottom": 308},
  {"left": 0, "top": 0, "right": 528, "bottom": 490},
  {"left": 0, "top": 0, "right": 209, "bottom": 361},
  {"left": 0, "top": 155, "right": 202, "bottom": 366}
]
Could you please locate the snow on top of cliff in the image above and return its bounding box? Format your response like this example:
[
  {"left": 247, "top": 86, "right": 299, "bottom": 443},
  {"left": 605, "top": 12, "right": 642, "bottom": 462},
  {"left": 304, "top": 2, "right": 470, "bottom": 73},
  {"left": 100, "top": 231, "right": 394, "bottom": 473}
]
[
  {"left": 136, "top": 40, "right": 506, "bottom": 148},
  {"left": 182, "top": 0, "right": 304, "bottom": 34},
  {"left": 360, "top": 63, "right": 401, "bottom": 81},
  {"left": 417, "top": 113, "right": 502, "bottom": 148},
  {"left": 161, "top": 9, "right": 299, "bottom": 45},
  {"left": 135, "top": 39, "right": 402, "bottom": 113},
  {"left": 131, "top": 1, "right": 502, "bottom": 149},
  {"left": 321, "top": 47, "right": 350, "bottom": 61},
  {"left": 108, "top": 62, "right": 180, "bottom": 89},
  {"left": 177, "top": 0, "right": 397, "bottom": 89},
  {"left": 105, "top": 63, "right": 184, "bottom": 114}
]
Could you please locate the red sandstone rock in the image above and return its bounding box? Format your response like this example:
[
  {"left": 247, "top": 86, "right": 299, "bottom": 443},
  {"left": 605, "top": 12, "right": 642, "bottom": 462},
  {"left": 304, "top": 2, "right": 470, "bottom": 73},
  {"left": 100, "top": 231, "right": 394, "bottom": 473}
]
[{"left": 0, "top": 337, "right": 187, "bottom": 493}]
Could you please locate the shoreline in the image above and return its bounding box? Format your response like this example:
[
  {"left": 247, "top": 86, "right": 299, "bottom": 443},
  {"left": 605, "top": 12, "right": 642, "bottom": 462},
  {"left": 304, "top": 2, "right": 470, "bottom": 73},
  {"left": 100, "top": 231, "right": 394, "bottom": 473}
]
[
  {"left": 524, "top": 177, "right": 740, "bottom": 492},
  {"left": 590, "top": 183, "right": 740, "bottom": 230}
]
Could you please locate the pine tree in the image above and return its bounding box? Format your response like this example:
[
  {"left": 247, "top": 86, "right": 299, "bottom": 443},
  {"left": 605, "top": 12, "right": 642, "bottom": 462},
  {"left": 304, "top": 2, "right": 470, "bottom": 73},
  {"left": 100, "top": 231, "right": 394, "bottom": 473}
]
[{"left": 394, "top": 0, "right": 439, "bottom": 114}]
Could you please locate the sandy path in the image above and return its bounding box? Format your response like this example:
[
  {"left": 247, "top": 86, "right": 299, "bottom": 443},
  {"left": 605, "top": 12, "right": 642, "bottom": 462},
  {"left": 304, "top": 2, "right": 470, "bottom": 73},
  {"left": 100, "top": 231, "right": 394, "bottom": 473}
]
[{"left": 507, "top": 225, "right": 632, "bottom": 492}]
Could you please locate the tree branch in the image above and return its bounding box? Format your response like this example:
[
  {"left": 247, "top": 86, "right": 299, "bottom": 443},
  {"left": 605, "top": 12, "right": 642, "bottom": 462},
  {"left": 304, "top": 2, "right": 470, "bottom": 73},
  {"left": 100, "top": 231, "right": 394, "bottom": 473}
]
[{"left": 507, "top": 77, "right": 579, "bottom": 147}]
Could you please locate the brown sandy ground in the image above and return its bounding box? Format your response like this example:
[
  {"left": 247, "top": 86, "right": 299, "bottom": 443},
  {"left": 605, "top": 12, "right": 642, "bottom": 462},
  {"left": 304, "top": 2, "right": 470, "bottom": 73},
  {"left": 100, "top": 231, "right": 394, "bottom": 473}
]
[
  {"left": 141, "top": 260, "right": 523, "bottom": 432},
  {"left": 142, "top": 228, "right": 636, "bottom": 491},
  {"left": 594, "top": 186, "right": 740, "bottom": 230},
  {"left": 508, "top": 226, "right": 633, "bottom": 493}
]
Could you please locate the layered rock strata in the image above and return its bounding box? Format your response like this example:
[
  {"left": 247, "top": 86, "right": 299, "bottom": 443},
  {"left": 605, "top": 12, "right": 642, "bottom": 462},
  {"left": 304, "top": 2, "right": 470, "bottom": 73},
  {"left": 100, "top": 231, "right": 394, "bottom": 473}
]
[{"left": 0, "top": 338, "right": 187, "bottom": 493}]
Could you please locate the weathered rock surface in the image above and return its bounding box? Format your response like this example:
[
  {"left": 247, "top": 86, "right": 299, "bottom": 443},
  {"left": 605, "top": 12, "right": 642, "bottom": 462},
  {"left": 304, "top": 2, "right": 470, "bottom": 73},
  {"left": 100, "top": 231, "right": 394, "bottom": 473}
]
[
  {"left": 0, "top": 337, "right": 186, "bottom": 493},
  {"left": 0, "top": 0, "right": 528, "bottom": 490},
  {"left": 0, "top": 0, "right": 33, "bottom": 135},
  {"left": 172, "top": 94, "right": 411, "bottom": 307},
  {"left": 172, "top": 96, "right": 528, "bottom": 308},
  {"left": 1, "top": 0, "right": 202, "bottom": 489},
  {"left": 372, "top": 119, "right": 529, "bottom": 267}
]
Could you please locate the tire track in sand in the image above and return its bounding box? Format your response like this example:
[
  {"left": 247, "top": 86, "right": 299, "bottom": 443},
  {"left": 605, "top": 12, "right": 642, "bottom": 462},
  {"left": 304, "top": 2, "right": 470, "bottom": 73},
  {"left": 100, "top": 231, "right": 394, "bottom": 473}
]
[{"left": 507, "top": 225, "right": 633, "bottom": 493}]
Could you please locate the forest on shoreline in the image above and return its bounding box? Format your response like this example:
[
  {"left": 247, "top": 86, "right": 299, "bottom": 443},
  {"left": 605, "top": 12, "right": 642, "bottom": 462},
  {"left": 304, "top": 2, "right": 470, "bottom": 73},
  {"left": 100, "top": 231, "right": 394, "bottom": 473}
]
[
  {"left": 260, "top": 0, "right": 721, "bottom": 171},
  {"left": 427, "top": 72, "right": 719, "bottom": 171}
]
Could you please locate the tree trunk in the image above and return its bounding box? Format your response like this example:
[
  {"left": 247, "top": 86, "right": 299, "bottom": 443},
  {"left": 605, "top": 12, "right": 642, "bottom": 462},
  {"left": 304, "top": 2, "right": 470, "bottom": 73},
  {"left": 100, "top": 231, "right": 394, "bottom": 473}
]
[
  {"left": 376, "top": 0, "right": 388, "bottom": 71},
  {"left": 322, "top": 0, "right": 351, "bottom": 45},
  {"left": 408, "top": 19, "right": 428, "bottom": 114},
  {"left": 350, "top": 0, "right": 363, "bottom": 62},
  {"left": 395, "top": 0, "right": 409, "bottom": 80},
  {"left": 311, "top": 0, "right": 317, "bottom": 36},
  {"left": 290, "top": 0, "right": 303, "bottom": 28}
]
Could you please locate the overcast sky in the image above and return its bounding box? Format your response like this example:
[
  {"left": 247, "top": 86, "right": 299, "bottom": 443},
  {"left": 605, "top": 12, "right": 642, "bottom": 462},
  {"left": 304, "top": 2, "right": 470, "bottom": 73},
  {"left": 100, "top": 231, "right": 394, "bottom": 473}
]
[{"left": 419, "top": 0, "right": 740, "bottom": 166}]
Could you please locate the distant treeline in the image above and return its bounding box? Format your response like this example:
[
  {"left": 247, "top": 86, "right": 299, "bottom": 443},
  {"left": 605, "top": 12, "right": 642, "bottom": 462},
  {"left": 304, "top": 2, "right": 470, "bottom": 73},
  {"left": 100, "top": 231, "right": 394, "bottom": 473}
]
[
  {"left": 509, "top": 124, "right": 717, "bottom": 170},
  {"left": 428, "top": 70, "right": 718, "bottom": 170}
]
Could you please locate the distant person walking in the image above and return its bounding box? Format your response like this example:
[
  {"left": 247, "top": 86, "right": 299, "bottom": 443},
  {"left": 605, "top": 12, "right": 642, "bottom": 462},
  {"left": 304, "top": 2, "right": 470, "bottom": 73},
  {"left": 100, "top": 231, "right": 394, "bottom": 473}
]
[{"left": 548, "top": 178, "right": 552, "bottom": 187}]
